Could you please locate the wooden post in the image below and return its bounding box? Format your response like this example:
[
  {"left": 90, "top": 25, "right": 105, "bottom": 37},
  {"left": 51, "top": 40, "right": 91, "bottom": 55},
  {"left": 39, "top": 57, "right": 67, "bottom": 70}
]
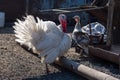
[
  {"left": 106, "top": 0, "right": 115, "bottom": 46},
  {"left": 26, "top": 0, "right": 29, "bottom": 14},
  {"left": 88, "top": 15, "right": 92, "bottom": 44}
]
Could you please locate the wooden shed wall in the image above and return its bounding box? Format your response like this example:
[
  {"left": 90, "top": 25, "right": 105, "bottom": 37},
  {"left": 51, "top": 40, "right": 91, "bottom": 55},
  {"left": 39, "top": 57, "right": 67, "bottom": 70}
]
[{"left": 0, "top": 0, "right": 26, "bottom": 22}]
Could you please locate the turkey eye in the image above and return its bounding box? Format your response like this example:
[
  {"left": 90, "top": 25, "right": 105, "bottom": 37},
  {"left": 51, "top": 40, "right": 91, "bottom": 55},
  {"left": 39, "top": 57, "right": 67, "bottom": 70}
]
[{"left": 62, "top": 16, "right": 64, "bottom": 19}]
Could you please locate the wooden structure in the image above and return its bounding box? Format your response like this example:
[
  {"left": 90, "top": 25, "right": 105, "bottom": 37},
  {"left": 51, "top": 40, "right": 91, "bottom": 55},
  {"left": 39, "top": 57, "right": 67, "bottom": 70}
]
[
  {"left": 89, "top": 0, "right": 120, "bottom": 44},
  {"left": 28, "top": 0, "right": 116, "bottom": 48},
  {"left": 89, "top": 46, "right": 119, "bottom": 65}
]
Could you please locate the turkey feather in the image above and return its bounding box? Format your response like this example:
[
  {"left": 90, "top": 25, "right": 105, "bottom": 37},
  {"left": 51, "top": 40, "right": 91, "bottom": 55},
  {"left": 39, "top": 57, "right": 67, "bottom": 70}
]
[{"left": 13, "top": 15, "right": 71, "bottom": 64}]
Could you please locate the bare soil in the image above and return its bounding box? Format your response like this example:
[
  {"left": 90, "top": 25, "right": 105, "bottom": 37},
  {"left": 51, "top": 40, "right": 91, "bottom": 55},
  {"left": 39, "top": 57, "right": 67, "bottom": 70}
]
[
  {"left": 0, "top": 27, "right": 119, "bottom": 80},
  {"left": 0, "top": 27, "right": 86, "bottom": 80}
]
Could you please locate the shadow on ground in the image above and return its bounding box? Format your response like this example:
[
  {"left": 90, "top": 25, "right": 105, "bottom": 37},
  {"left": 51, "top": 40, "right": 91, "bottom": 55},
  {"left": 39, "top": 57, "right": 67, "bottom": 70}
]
[{"left": 23, "top": 70, "right": 87, "bottom": 80}]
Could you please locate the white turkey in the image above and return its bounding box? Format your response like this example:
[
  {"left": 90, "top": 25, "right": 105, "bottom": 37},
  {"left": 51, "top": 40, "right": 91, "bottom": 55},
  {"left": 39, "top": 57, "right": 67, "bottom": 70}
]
[
  {"left": 13, "top": 15, "right": 71, "bottom": 73},
  {"left": 58, "top": 14, "right": 67, "bottom": 32}
]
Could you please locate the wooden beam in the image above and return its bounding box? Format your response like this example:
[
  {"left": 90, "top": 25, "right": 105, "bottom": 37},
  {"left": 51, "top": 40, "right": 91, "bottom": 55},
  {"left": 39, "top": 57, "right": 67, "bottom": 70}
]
[
  {"left": 106, "top": 0, "right": 115, "bottom": 46},
  {"left": 39, "top": 6, "right": 105, "bottom": 14},
  {"left": 56, "top": 7, "right": 105, "bottom": 14},
  {"left": 55, "top": 57, "right": 119, "bottom": 80},
  {"left": 89, "top": 46, "right": 119, "bottom": 64},
  {"left": 39, "top": 9, "right": 70, "bottom": 13},
  {"left": 91, "top": 0, "right": 97, "bottom": 6},
  {"left": 39, "top": 6, "right": 96, "bottom": 12}
]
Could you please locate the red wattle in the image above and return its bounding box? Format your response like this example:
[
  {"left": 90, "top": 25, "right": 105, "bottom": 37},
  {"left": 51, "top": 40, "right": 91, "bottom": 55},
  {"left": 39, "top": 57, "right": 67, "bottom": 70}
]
[{"left": 61, "top": 20, "right": 67, "bottom": 32}]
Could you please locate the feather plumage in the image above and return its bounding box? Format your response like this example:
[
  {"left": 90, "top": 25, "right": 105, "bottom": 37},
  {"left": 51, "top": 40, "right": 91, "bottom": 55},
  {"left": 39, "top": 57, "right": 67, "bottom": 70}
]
[{"left": 13, "top": 15, "right": 71, "bottom": 64}]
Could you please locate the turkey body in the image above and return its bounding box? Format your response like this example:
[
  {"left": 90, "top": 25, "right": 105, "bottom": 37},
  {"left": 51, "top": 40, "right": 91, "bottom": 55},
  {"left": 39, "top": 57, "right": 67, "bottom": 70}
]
[{"left": 13, "top": 15, "right": 71, "bottom": 64}]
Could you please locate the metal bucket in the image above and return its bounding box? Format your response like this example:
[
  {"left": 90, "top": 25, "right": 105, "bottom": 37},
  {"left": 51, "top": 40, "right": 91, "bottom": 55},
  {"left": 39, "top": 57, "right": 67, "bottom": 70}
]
[{"left": 0, "top": 12, "right": 5, "bottom": 27}]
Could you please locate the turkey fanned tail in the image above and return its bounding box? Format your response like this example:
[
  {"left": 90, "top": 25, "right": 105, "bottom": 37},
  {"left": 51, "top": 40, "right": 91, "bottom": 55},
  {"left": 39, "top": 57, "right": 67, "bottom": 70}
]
[{"left": 13, "top": 15, "right": 71, "bottom": 64}]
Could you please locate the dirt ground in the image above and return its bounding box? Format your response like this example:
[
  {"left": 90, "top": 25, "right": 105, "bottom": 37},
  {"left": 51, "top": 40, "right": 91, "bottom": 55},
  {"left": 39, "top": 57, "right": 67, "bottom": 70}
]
[
  {"left": 0, "top": 27, "right": 87, "bottom": 80},
  {"left": 0, "top": 27, "right": 120, "bottom": 80}
]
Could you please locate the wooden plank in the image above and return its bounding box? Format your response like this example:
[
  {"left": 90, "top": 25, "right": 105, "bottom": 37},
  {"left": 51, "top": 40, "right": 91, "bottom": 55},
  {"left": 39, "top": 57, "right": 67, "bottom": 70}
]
[
  {"left": 89, "top": 46, "right": 119, "bottom": 64},
  {"left": 56, "top": 7, "right": 105, "bottom": 14},
  {"left": 38, "top": 6, "right": 105, "bottom": 14}
]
